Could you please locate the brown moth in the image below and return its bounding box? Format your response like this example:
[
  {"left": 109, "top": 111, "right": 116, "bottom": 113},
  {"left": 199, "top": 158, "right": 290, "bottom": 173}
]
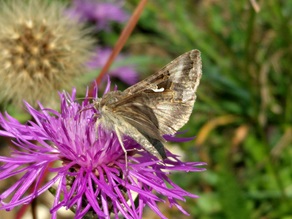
[{"left": 94, "top": 50, "right": 202, "bottom": 160}]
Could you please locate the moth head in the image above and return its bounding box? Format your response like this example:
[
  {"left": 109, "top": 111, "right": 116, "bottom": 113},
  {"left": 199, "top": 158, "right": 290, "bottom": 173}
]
[{"left": 93, "top": 98, "right": 101, "bottom": 110}]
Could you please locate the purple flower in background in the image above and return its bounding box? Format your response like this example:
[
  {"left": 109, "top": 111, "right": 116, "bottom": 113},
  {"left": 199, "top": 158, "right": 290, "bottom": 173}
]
[
  {"left": 0, "top": 80, "right": 205, "bottom": 219},
  {"left": 66, "top": 0, "right": 138, "bottom": 85},
  {"left": 87, "top": 47, "right": 139, "bottom": 85},
  {"left": 67, "top": 0, "right": 129, "bottom": 31}
]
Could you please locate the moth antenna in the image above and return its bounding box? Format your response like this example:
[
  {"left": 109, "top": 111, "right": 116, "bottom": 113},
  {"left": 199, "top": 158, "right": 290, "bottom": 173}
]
[
  {"left": 62, "top": 93, "right": 92, "bottom": 112},
  {"left": 78, "top": 106, "right": 93, "bottom": 114},
  {"left": 77, "top": 97, "right": 101, "bottom": 114},
  {"left": 114, "top": 126, "right": 129, "bottom": 177},
  {"left": 72, "top": 96, "right": 96, "bottom": 102},
  {"left": 77, "top": 101, "right": 99, "bottom": 118}
]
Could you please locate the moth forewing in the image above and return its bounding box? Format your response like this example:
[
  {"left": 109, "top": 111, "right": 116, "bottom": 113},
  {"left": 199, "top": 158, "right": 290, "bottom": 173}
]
[{"left": 94, "top": 50, "right": 202, "bottom": 160}]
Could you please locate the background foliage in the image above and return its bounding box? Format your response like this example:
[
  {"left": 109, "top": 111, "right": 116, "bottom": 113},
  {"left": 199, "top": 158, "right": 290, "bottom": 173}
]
[{"left": 126, "top": 1, "right": 291, "bottom": 218}]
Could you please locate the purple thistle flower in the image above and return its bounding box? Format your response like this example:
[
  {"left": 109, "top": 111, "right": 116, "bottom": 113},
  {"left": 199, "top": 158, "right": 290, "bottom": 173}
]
[
  {"left": 67, "top": 0, "right": 129, "bottom": 31},
  {"left": 0, "top": 80, "right": 206, "bottom": 219},
  {"left": 87, "top": 47, "right": 139, "bottom": 85}
]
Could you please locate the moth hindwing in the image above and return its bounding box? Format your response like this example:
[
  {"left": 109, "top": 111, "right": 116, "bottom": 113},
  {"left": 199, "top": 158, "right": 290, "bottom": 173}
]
[{"left": 94, "top": 50, "right": 202, "bottom": 160}]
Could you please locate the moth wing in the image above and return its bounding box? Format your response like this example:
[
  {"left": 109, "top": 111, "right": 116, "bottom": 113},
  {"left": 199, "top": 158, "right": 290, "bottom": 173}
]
[
  {"left": 116, "top": 49, "right": 202, "bottom": 136},
  {"left": 142, "top": 91, "right": 195, "bottom": 135},
  {"left": 114, "top": 98, "right": 165, "bottom": 142},
  {"left": 123, "top": 50, "right": 202, "bottom": 96},
  {"left": 113, "top": 100, "right": 167, "bottom": 159}
]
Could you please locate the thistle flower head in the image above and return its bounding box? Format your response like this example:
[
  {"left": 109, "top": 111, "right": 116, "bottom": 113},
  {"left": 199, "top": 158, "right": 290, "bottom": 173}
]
[
  {"left": 0, "top": 0, "right": 94, "bottom": 107},
  {"left": 0, "top": 80, "right": 205, "bottom": 218}
]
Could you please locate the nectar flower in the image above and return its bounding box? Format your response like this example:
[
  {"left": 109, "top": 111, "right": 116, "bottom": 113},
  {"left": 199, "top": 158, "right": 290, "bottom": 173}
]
[
  {"left": 67, "top": 0, "right": 129, "bottom": 31},
  {"left": 0, "top": 81, "right": 205, "bottom": 219},
  {"left": 87, "top": 47, "right": 139, "bottom": 85},
  {"left": 0, "top": 0, "right": 94, "bottom": 108}
]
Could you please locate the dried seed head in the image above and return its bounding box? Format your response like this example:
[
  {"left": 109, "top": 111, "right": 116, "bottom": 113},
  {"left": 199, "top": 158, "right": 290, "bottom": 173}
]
[{"left": 0, "top": 0, "right": 94, "bottom": 108}]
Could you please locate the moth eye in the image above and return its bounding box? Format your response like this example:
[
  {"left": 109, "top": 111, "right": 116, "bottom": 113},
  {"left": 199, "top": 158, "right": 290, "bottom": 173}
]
[
  {"left": 93, "top": 100, "right": 100, "bottom": 109},
  {"left": 95, "top": 103, "right": 100, "bottom": 108}
]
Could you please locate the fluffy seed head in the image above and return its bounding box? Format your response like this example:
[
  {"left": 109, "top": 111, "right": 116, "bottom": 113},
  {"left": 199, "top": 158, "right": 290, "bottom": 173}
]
[{"left": 0, "top": 0, "right": 94, "bottom": 107}]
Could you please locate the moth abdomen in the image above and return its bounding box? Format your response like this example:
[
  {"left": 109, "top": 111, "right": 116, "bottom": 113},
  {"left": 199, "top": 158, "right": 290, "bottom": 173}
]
[{"left": 143, "top": 134, "right": 167, "bottom": 159}]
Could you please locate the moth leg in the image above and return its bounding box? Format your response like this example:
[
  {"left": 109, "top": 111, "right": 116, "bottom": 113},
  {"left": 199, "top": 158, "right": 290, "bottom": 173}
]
[
  {"left": 95, "top": 119, "right": 100, "bottom": 128},
  {"left": 94, "top": 120, "right": 100, "bottom": 140},
  {"left": 114, "top": 126, "right": 128, "bottom": 173}
]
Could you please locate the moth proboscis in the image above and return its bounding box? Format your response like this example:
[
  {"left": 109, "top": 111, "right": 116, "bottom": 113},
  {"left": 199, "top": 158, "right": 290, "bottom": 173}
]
[{"left": 94, "top": 50, "right": 202, "bottom": 162}]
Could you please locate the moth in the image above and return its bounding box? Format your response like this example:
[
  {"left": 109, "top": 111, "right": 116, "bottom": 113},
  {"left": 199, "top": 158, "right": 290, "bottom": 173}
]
[{"left": 94, "top": 50, "right": 202, "bottom": 160}]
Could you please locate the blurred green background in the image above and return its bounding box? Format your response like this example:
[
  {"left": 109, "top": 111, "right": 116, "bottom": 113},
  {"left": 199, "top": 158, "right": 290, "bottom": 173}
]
[
  {"left": 126, "top": 1, "right": 291, "bottom": 218},
  {"left": 1, "top": 0, "right": 291, "bottom": 218}
]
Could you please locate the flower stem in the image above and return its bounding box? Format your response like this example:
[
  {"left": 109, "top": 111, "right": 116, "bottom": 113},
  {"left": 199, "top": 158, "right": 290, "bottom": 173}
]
[{"left": 90, "top": 0, "right": 148, "bottom": 96}]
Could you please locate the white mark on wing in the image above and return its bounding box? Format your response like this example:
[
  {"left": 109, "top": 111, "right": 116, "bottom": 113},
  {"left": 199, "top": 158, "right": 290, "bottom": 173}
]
[{"left": 152, "top": 87, "right": 165, "bottom": 92}]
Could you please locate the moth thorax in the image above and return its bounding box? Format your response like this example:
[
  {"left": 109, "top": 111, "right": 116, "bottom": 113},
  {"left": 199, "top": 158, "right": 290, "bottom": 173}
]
[{"left": 100, "top": 91, "right": 123, "bottom": 106}]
